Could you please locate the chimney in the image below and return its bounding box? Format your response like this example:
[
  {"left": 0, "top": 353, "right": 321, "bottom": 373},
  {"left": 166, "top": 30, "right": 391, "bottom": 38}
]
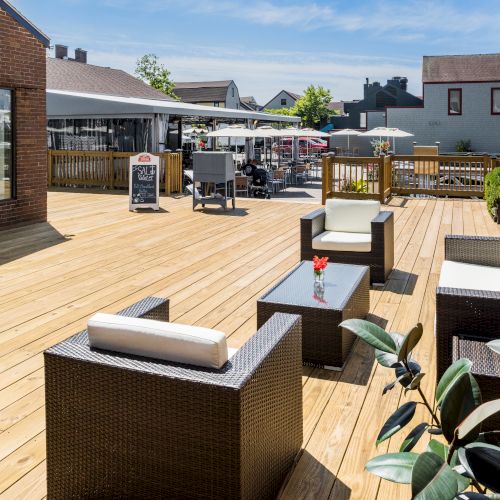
[
  {"left": 400, "top": 77, "right": 408, "bottom": 91},
  {"left": 55, "top": 44, "right": 68, "bottom": 59},
  {"left": 74, "top": 48, "right": 87, "bottom": 64}
]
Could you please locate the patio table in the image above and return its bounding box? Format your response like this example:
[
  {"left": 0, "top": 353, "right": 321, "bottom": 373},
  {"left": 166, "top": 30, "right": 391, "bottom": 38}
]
[{"left": 257, "top": 261, "right": 370, "bottom": 369}]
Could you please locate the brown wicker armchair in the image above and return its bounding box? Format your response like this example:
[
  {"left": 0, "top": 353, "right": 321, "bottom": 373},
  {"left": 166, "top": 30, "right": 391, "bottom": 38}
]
[
  {"left": 44, "top": 297, "right": 303, "bottom": 500},
  {"left": 301, "top": 202, "right": 394, "bottom": 284},
  {"left": 436, "top": 235, "right": 500, "bottom": 429}
]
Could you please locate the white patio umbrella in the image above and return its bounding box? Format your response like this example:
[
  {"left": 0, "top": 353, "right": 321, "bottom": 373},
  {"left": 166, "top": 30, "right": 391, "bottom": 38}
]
[
  {"left": 360, "top": 127, "right": 414, "bottom": 153},
  {"left": 297, "top": 128, "right": 331, "bottom": 138},
  {"left": 331, "top": 128, "right": 362, "bottom": 150},
  {"left": 206, "top": 124, "right": 259, "bottom": 138}
]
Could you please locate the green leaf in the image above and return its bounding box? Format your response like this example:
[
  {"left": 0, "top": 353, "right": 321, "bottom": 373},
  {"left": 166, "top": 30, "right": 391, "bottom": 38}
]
[
  {"left": 487, "top": 339, "right": 500, "bottom": 356},
  {"left": 457, "top": 400, "right": 500, "bottom": 440},
  {"left": 436, "top": 359, "right": 473, "bottom": 407},
  {"left": 405, "top": 373, "right": 426, "bottom": 394},
  {"left": 400, "top": 423, "right": 429, "bottom": 452},
  {"left": 458, "top": 443, "right": 500, "bottom": 493},
  {"left": 376, "top": 402, "right": 417, "bottom": 446},
  {"left": 398, "top": 323, "right": 423, "bottom": 362},
  {"left": 411, "top": 452, "right": 464, "bottom": 500},
  {"left": 426, "top": 439, "right": 449, "bottom": 460},
  {"left": 441, "top": 372, "right": 481, "bottom": 443},
  {"left": 365, "top": 452, "right": 418, "bottom": 484},
  {"left": 375, "top": 333, "right": 405, "bottom": 367},
  {"left": 395, "top": 362, "right": 421, "bottom": 387},
  {"left": 340, "top": 319, "right": 397, "bottom": 353}
]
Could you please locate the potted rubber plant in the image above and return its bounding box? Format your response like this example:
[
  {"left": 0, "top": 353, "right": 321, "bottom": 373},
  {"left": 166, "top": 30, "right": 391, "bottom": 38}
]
[{"left": 340, "top": 319, "right": 500, "bottom": 499}]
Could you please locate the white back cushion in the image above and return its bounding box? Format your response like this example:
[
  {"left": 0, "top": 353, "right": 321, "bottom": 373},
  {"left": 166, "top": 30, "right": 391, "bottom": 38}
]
[
  {"left": 88, "top": 313, "right": 228, "bottom": 369},
  {"left": 439, "top": 260, "right": 500, "bottom": 292},
  {"left": 325, "top": 199, "right": 380, "bottom": 233}
]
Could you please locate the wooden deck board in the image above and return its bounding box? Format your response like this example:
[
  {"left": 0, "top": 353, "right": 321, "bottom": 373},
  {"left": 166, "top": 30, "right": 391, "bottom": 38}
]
[{"left": 0, "top": 191, "right": 497, "bottom": 499}]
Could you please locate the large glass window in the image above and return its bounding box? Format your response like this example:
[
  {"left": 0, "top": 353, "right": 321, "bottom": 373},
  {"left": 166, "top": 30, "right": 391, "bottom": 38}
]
[
  {"left": 0, "top": 89, "right": 13, "bottom": 200},
  {"left": 492, "top": 88, "right": 500, "bottom": 115},
  {"left": 448, "top": 88, "right": 462, "bottom": 115}
]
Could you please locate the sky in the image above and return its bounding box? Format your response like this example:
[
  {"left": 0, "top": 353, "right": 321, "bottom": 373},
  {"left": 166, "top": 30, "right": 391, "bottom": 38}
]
[{"left": 11, "top": 0, "right": 500, "bottom": 104}]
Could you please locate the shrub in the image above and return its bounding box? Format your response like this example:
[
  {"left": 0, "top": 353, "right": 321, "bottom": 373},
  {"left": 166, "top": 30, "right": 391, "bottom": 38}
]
[
  {"left": 485, "top": 167, "right": 500, "bottom": 217},
  {"left": 456, "top": 139, "right": 472, "bottom": 152}
]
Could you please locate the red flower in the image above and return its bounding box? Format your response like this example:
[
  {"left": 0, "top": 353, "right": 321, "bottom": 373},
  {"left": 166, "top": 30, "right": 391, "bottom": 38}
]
[{"left": 313, "top": 255, "right": 328, "bottom": 271}]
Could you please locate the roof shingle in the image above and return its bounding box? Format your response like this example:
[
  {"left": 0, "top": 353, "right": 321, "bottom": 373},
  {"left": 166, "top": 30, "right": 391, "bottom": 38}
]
[
  {"left": 423, "top": 54, "right": 500, "bottom": 83},
  {"left": 47, "top": 57, "right": 174, "bottom": 100},
  {"left": 173, "top": 81, "right": 232, "bottom": 103}
]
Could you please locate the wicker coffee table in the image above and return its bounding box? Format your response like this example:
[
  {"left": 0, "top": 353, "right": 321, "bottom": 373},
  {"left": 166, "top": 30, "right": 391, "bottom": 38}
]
[{"left": 257, "top": 261, "right": 370, "bottom": 369}]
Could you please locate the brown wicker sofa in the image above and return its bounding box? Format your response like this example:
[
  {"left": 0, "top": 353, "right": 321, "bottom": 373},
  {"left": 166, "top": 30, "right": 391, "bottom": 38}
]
[
  {"left": 301, "top": 200, "right": 394, "bottom": 284},
  {"left": 436, "top": 235, "right": 500, "bottom": 428},
  {"left": 44, "top": 297, "right": 303, "bottom": 500}
]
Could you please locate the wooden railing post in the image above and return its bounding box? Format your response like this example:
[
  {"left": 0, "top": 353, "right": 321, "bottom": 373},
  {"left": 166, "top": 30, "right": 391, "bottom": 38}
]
[
  {"left": 109, "top": 151, "right": 115, "bottom": 189},
  {"left": 47, "top": 150, "right": 52, "bottom": 187},
  {"left": 165, "top": 153, "right": 171, "bottom": 196},
  {"left": 381, "top": 154, "right": 392, "bottom": 203},
  {"left": 321, "top": 154, "right": 331, "bottom": 204}
]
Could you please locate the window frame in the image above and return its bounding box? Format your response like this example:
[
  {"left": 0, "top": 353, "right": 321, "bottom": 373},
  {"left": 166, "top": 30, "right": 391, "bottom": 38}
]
[
  {"left": 280, "top": 98, "right": 287, "bottom": 106},
  {"left": 448, "top": 88, "right": 462, "bottom": 116},
  {"left": 491, "top": 88, "right": 500, "bottom": 115},
  {"left": 0, "top": 88, "right": 15, "bottom": 202}
]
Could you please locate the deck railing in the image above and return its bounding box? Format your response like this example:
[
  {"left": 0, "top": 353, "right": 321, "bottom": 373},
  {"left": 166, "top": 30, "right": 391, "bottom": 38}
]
[
  {"left": 48, "top": 151, "right": 183, "bottom": 194},
  {"left": 322, "top": 155, "right": 390, "bottom": 204},
  {"left": 322, "top": 154, "right": 495, "bottom": 203}
]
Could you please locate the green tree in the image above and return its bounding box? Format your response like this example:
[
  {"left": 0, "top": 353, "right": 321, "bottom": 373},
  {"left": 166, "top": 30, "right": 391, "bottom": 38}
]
[
  {"left": 293, "top": 85, "right": 332, "bottom": 128},
  {"left": 135, "top": 54, "right": 178, "bottom": 99},
  {"left": 263, "top": 107, "right": 296, "bottom": 116}
]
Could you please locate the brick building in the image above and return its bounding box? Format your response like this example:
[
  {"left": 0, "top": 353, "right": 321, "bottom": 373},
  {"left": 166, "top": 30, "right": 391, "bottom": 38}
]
[{"left": 0, "top": 0, "right": 49, "bottom": 228}]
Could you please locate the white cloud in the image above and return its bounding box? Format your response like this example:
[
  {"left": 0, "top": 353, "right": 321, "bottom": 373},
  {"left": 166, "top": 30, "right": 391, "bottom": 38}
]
[
  {"left": 104, "top": 0, "right": 500, "bottom": 38},
  {"left": 89, "top": 45, "right": 422, "bottom": 102}
]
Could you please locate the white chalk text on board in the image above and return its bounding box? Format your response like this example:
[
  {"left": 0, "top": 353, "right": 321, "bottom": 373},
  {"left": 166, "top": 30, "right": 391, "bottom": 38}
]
[{"left": 129, "top": 153, "right": 160, "bottom": 211}]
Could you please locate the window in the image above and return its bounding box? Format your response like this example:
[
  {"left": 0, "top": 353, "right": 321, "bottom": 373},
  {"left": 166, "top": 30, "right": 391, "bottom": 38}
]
[
  {"left": 0, "top": 89, "right": 13, "bottom": 201},
  {"left": 281, "top": 98, "right": 287, "bottom": 106},
  {"left": 492, "top": 88, "right": 500, "bottom": 115},
  {"left": 214, "top": 102, "right": 220, "bottom": 107},
  {"left": 448, "top": 88, "right": 462, "bottom": 115},
  {"left": 232, "top": 87, "right": 234, "bottom": 98},
  {"left": 360, "top": 112, "right": 367, "bottom": 128}
]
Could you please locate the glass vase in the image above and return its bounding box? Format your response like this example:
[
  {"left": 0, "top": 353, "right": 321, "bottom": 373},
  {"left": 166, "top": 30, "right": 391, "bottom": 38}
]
[{"left": 314, "top": 269, "right": 325, "bottom": 283}]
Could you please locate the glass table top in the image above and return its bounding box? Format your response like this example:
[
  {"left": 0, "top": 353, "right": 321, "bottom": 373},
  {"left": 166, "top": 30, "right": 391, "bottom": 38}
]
[{"left": 261, "top": 261, "right": 369, "bottom": 309}]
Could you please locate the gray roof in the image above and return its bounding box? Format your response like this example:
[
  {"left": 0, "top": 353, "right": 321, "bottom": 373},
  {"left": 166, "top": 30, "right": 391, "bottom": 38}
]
[
  {"left": 285, "top": 90, "right": 301, "bottom": 100},
  {"left": 423, "top": 54, "right": 500, "bottom": 83},
  {"left": 0, "top": 0, "right": 49, "bottom": 47},
  {"left": 47, "top": 58, "right": 174, "bottom": 100},
  {"left": 262, "top": 89, "right": 302, "bottom": 109},
  {"left": 173, "top": 81, "right": 232, "bottom": 103}
]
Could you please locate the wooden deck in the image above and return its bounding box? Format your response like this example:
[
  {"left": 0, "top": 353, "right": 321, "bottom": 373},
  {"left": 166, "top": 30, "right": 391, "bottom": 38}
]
[{"left": 0, "top": 191, "right": 498, "bottom": 499}]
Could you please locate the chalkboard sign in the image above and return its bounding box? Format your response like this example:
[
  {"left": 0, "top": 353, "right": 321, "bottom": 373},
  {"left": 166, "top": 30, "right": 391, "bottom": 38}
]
[{"left": 129, "top": 153, "right": 160, "bottom": 211}]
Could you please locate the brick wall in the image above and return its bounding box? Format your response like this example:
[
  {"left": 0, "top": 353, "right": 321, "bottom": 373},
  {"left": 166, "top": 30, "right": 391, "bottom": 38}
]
[{"left": 0, "top": 8, "right": 47, "bottom": 228}]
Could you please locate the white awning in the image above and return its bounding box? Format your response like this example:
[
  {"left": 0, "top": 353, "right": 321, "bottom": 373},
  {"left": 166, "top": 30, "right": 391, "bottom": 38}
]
[{"left": 46, "top": 89, "right": 300, "bottom": 123}]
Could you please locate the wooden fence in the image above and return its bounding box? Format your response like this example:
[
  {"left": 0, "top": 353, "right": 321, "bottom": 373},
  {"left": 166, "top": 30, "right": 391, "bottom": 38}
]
[
  {"left": 48, "top": 151, "right": 183, "bottom": 194},
  {"left": 322, "top": 154, "right": 495, "bottom": 204},
  {"left": 322, "top": 155, "right": 391, "bottom": 204}
]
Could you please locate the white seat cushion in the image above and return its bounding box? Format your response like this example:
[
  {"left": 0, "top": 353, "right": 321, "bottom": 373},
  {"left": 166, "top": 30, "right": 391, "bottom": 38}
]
[
  {"left": 439, "top": 260, "right": 500, "bottom": 292},
  {"left": 88, "top": 313, "right": 228, "bottom": 369},
  {"left": 312, "top": 230, "right": 372, "bottom": 252},
  {"left": 325, "top": 199, "right": 380, "bottom": 233}
]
